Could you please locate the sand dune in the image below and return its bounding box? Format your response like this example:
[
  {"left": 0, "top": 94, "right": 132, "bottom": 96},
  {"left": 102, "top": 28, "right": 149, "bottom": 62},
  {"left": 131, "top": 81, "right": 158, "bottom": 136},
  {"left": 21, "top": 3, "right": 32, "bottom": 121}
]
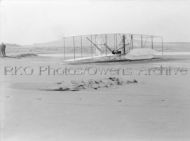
[{"left": 1, "top": 43, "right": 190, "bottom": 141}]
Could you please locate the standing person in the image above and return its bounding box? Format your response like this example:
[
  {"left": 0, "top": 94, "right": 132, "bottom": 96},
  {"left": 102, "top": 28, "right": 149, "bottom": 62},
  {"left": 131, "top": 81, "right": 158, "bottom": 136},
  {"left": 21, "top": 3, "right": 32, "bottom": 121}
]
[
  {"left": 0, "top": 43, "right": 3, "bottom": 56},
  {"left": 122, "top": 35, "right": 126, "bottom": 54},
  {"left": 0, "top": 42, "right": 6, "bottom": 57}
]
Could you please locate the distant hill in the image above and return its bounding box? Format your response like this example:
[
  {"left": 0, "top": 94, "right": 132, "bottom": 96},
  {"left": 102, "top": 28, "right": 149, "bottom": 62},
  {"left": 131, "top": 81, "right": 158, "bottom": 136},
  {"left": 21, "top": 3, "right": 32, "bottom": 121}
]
[
  {"left": 31, "top": 39, "right": 190, "bottom": 51},
  {"left": 163, "top": 42, "right": 190, "bottom": 52},
  {"left": 6, "top": 43, "right": 22, "bottom": 47},
  {"left": 32, "top": 39, "right": 64, "bottom": 47},
  {"left": 5, "top": 39, "right": 190, "bottom": 55}
]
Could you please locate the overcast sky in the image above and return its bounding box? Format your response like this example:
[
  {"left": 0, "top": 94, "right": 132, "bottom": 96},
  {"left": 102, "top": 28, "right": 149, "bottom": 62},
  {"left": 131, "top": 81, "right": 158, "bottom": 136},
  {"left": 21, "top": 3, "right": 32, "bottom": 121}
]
[{"left": 0, "top": 0, "right": 190, "bottom": 44}]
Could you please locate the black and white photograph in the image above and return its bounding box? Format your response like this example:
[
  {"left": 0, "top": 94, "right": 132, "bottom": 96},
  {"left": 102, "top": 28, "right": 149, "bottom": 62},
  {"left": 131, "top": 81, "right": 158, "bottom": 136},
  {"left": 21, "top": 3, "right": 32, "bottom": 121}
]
[{"left": 0, "top": 0, "right": 190, "bottom": 141}]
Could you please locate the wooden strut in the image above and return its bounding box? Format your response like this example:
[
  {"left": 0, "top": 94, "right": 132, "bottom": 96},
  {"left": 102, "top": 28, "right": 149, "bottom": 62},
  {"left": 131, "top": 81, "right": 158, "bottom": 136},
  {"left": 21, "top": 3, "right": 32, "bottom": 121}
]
[
  {"left": 105, "top": 35, "right": 108, "bottom": 56},
  {"left": 90, "top": 35, "right": 93, "bottom": 57},
  {"left": 81, "top": 36, "right": 83, "bottom": 57},
  {"left": 73, "top": 36, "right": 75, "bottom": 60},
  {"left": 63, "top": 37, "right": 65, "bottom": 60},
  {"left": 131, "top": 34, "right": 133, "bottom": 49}
]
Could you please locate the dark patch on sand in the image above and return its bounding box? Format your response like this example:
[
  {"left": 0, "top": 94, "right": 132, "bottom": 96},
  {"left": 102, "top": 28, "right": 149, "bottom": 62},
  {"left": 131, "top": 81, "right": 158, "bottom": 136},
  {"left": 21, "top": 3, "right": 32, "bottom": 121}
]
[
  {"left": 15, "top": 53, "right": 38, "bottom": 58},
  {"left": 10, "top": 77, "right": 138, "bottom": 92},
  {"left": 45, "top": 77, "right": 138, "bottom": 92},
  {"left": 3, "top": 53, "right": 38, "bottom": 59}
]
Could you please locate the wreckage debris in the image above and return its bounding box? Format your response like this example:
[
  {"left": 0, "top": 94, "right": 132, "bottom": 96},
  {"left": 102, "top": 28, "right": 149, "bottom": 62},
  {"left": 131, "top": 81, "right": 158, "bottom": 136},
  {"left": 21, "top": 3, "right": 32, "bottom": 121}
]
[{"left": 51, "top": 77, "right": 138, "bottom": 92}]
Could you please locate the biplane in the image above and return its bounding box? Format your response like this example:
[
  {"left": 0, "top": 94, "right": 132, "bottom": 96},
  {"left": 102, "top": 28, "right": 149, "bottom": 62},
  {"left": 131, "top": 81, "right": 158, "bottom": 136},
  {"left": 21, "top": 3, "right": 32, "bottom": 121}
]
[{"left": 63, "top": 33, "right": 163, "bottom": 63}]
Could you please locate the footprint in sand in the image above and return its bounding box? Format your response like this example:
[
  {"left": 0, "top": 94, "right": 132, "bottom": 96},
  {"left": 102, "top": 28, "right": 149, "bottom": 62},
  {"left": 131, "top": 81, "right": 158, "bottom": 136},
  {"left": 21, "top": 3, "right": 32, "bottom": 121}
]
[
  {"left": 118, "top": 99, "right": 122, "bottom": 103},
  {"left": 36, "top": 97, "right": 42, "bottom": 101},
  {"left": 5, "top": 95, "right": 11, "bottom": 99}
]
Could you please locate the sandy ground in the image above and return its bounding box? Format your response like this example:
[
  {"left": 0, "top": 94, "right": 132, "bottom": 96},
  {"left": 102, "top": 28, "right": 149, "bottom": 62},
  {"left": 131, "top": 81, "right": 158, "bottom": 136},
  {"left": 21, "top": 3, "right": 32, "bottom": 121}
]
[{"left": 1, "top": 53, "right": 190, "bottom": 141}]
